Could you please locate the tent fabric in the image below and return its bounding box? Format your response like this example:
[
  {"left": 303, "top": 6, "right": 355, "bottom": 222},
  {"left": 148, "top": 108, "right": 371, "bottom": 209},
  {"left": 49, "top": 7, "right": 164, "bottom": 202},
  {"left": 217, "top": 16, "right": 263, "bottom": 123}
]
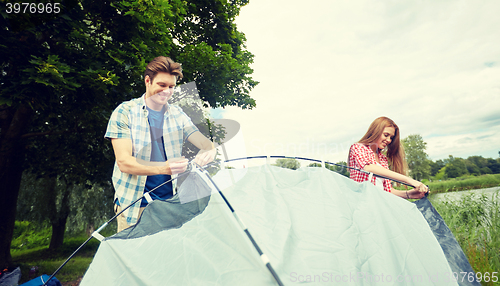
[
  {"left": 81, "top": 165, "right": 463, "bottom": 285},
  {"left": 111, "top": 171, "right": 213, "bottom": 240},
  {"left": 0, "top": 267, "right": 21, "bottom": 286},
  {"left": 414, "top": 198, "right": 480, "bottom": 286}
]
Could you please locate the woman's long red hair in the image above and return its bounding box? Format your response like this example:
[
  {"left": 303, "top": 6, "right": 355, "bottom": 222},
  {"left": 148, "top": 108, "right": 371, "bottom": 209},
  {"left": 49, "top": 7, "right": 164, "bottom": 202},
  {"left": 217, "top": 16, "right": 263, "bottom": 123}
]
[{"left": 357, "top": 117, "right": 408, "bottom": 176}]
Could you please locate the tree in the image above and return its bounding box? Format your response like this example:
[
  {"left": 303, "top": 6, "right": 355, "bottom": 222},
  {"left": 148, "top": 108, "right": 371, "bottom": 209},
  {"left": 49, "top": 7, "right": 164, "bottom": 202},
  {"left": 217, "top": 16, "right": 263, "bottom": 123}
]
[
  {"left": 486, "top": 158, "right": 500, "bottom": 174},
  {"left": 331, "top": 161, "right": 350, "bottom": 177},
  {"left": 465, "top": 160, "right": 481, "bottom": 176},
  {"left": 444, "top": 156, "right": 468, "bottom": 179},
  {"left": 467, "top": 156, "right": 488, "bottom": 169},
  {"left": 17, "top": 172, "right": 115, "bottom": 247},
  {"left": 1, "top": 0, "right": 256, "bottom": 268},
  {"left": 308, "top": 162, "right": 350, "bottom": 177},
  {"left": 402, "top": 134, "right": 430, "bottom": 181},
  {"left": 273, "top": 158, "right": 301, "bottom": 170},
  {"left": 429, "top": 159, "right": 445, "bottom": 177}
]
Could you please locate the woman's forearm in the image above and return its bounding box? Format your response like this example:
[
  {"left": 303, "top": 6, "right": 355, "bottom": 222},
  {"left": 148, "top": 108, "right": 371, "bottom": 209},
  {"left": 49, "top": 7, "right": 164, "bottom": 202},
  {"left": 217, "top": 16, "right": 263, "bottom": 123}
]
[{"left": 363, "top": 164, "right": 419, "bottom": 187}]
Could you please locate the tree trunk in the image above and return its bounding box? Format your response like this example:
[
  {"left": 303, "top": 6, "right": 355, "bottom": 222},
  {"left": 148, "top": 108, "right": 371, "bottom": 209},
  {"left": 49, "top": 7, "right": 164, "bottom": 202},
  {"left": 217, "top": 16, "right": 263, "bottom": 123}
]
[
  {"left": 86, "top": 224, "right": 95, "bottom": 238},
  {"left": 0, "top": 104, "right": 33, "bottom": 268},
  {"left": 49, "top": 218, "right": 67, "bottom": 251},
  {"left": 48, "top": 179, "right": 71, "bottom": 251}
]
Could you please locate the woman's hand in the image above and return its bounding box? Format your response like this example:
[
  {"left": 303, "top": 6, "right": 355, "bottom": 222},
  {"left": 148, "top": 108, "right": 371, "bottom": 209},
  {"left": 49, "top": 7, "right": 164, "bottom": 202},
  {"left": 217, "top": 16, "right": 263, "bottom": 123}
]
[
  {"left": 415, "top": 183, "right": 429, "bottom": 193},
  {"left": 406, "top": 183, "right": 429, "bottom": 199}
]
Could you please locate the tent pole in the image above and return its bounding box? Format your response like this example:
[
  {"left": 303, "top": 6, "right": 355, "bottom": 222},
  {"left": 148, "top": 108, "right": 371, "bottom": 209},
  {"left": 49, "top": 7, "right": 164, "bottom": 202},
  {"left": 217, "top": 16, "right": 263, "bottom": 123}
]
[
  {"left": 193, "top": 163, "right": 285, "bottom": 286},
  {"left": 221, "top": 144, "right": 236, "bottom": 185}
]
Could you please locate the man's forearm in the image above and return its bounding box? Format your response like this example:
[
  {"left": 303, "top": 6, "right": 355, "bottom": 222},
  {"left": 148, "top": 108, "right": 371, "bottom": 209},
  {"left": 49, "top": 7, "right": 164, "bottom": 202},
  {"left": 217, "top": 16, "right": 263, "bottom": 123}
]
[
  {"left": 116, "top": 156, "right": 167, "bottom": 176},
  {"left": 198, "top": 138, "right": 214, "bottom": 151},
  {"left": 188, "top": 131, "right": 215, "bottom": 151}
]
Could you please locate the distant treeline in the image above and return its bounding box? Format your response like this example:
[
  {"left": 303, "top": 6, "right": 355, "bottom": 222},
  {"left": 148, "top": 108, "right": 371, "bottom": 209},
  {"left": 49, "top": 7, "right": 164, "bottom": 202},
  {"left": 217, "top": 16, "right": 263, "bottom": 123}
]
[
  {"left": 274, "top": 154, "right": 500, "bottom": 183},
  {"left": 429, "top": 155, "right": 500, "bottom": 180}
]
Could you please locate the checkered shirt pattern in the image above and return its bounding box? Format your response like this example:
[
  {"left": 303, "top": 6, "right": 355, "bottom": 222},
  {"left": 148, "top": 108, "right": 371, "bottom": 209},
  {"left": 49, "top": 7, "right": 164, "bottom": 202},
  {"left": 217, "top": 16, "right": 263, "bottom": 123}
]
[
  {"left": 348, "top": 143, "right": 392, "bottom": 193},
  {"left": 105, "top": 94, "right": 199, "bottom": 225}
]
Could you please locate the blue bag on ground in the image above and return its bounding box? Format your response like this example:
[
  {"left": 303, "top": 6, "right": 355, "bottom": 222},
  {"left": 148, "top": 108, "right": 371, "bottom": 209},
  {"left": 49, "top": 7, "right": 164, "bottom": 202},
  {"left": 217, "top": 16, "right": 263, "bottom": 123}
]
[{"left": 20, "top": 275, "right": 61, "bottom": 286}]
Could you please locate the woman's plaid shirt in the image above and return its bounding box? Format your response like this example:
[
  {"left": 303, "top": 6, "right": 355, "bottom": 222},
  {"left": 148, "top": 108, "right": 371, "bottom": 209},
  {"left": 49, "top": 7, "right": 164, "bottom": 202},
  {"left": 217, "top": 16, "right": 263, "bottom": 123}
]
[{"left": 348, "top": 143, "right": 392, "bottom": 193}]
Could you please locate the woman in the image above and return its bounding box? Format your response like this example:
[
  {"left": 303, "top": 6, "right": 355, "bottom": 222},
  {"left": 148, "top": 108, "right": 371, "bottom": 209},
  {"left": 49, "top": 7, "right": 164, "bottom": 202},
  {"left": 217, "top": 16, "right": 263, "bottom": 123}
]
[{"left": 348, "top": 117, "right": 428, "bottom": 199}]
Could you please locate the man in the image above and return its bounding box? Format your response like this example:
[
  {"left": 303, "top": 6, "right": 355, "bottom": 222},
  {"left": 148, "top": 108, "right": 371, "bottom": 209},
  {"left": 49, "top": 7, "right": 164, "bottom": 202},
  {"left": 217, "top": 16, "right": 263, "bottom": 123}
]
[{"left": 105, "top": 56, "right": 215, "bottom": 232}]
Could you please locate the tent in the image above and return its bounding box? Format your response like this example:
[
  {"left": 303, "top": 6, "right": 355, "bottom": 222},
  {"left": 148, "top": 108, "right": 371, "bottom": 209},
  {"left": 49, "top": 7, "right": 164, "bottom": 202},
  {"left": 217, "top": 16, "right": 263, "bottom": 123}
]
[{"left": 79, "top": 162, "right": 478, "bottom": 285}]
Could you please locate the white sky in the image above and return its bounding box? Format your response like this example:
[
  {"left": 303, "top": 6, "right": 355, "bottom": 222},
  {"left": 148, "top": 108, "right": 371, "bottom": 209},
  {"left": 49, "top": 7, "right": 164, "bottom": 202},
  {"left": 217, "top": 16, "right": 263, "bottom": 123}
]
[{"left": 210, "top": 0, "right": 500, "bottom": 165}]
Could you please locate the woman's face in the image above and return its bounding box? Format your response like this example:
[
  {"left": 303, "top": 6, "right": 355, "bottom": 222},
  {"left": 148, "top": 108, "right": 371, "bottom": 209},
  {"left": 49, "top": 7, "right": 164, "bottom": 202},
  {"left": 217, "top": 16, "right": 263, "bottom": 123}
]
[{"left": 375, "top": 126, "right": 395, "bottom": 150}]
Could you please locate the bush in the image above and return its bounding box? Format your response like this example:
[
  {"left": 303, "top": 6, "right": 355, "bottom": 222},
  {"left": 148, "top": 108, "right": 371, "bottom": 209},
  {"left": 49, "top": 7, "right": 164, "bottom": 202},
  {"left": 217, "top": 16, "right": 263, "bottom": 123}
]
[
  {"left": 427, "top": 174, "right": 500, "bottom": 194},
  {"left": 11, "top": 221, "right": 51, "bottom": 252},
  {"left": 432, "top": 193, "right": 500, "bottom": 285}
]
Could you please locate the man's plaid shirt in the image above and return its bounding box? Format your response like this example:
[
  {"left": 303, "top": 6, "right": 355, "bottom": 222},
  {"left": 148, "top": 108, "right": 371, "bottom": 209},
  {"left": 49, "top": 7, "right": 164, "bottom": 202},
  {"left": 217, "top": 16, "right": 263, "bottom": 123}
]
[
  {"left": 105, "top": 94, "right": 198, "bottom": 225},
  {"left": 348, "top": 143, "right": 392, "bottom": 193}
]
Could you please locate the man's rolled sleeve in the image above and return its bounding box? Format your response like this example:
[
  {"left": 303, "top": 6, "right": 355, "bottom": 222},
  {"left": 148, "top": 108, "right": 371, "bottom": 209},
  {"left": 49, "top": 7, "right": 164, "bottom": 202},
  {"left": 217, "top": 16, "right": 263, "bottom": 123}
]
[{"left": 105, "top": 105, "right": 132, "bottom": 140}]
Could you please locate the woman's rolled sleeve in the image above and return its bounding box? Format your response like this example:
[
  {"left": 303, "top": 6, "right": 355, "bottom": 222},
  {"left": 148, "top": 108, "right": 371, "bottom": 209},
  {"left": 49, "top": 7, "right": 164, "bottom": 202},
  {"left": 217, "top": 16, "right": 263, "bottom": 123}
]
[{"left": 350, "top": 143, "right": 376, "bottom": 169}]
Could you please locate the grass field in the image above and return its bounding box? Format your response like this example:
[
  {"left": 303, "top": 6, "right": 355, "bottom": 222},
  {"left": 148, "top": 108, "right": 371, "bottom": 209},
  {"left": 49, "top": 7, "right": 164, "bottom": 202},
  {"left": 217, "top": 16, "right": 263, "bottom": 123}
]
[
  {"left": 430, "top": 192, "right": 500, "bottom": 286},
  {"left": 11, "top": 224, "right": 113, "bottom": 284},
  {"left": 426, "top": 173, "right": 500, "bottom": 194}
]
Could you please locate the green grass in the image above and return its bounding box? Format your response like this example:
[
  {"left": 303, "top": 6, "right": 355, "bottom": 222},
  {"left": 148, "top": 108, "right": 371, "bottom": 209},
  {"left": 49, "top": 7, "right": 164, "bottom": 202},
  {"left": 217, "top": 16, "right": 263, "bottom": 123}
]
[
  {"left": 11, "top": 221, "right": 52, "bottom": 252},
  {"left": 11, "top": 224, "right": 113, "bottom": 284},
  {"left": 427, "top": 174, "right": 500, "bottom": 194},
  {"left": 430, "top": 192, "right": 500, "bottom": 286}
]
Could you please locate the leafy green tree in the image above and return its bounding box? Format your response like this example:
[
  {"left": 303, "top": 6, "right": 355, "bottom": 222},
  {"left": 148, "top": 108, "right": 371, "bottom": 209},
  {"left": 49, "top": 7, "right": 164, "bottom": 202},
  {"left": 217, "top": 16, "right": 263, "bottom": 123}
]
[
  {"left": 429, "top": 159, "right": 445, "bottom": 177},
  {"left": 331, "top": 161, "right": 350, "bottom": 177},
  {"left": 445, "top": 165, "right": 464, "bottom": 179},
  {"left": 17, "top": 172, "right": 115, "bottom": 247},
  {"left": 465, "top": 160, "right": 481, "bottom": 176},
  {"left": 274, "top": 158, "right": 301, "bottom": 170},
  {"left": 433, "top": 166, "right": 446, "bottom": 181},
  {"left": 466, "top": 156, "right": 488, "bottom": 170},
  {"left": 444, "top": 156, "right": 468, "bottom": 178},
  {"left": 308, "top": 162, "right": 350, "bottom": 177},
  {"left": 402, "top": 134, "right": 431, "bottom": 181},
  {"left": 486, "top": 158, "right": 500, "bottom": 174},
  {"left": 480, "top": 167, "right": 492, "bottom": 175},
  {"left": 1, "top": 0, "right": 256, "bottom": 267}
]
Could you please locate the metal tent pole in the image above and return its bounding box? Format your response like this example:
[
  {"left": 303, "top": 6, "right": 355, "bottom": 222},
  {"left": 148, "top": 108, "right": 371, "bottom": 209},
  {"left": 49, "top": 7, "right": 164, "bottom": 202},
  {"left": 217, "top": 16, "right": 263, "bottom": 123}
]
[{"left": 193, "top": 163, "right": 284, "bottom": 286}]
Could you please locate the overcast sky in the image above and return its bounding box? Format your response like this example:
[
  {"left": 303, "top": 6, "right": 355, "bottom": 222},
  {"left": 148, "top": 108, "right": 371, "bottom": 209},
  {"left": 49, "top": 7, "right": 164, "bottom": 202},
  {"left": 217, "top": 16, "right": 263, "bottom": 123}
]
[{"left": 210, "top": 0, "right": 500, "bottom": 165}]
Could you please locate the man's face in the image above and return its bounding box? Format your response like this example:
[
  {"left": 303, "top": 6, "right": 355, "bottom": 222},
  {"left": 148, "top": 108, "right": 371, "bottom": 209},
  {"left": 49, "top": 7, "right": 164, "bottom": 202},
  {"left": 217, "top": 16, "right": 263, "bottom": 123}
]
[{"left": 145, "top": 72, "right": 177, "bottom": 110}]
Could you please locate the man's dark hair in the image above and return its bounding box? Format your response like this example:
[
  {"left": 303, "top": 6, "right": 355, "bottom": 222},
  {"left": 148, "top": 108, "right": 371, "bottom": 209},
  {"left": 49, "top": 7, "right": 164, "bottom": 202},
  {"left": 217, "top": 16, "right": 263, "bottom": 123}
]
[{"left": 144, "top": 56, "right": 183, "bottom": 81}]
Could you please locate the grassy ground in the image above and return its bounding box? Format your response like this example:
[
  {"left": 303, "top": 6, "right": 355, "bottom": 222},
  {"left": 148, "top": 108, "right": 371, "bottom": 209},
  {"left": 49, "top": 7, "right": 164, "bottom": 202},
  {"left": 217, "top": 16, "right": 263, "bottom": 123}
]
[
  {"left": 426, "top": 173, "right": 500, "bottom": 194},
  {"left": 429, "top": 192, "right": 500, "bottom": 286},
  {"left": 12, "top": 236, "right": 99, "bottom": 284},
  {"left": 11, "top": 224, "right": 115, "bottom": 285}
]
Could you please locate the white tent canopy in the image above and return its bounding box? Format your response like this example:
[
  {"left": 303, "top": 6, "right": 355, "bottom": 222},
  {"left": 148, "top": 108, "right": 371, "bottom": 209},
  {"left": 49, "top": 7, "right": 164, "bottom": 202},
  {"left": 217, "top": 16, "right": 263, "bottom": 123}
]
[{"left": 81, "top": 164, "right": 463, "bottom": 285}]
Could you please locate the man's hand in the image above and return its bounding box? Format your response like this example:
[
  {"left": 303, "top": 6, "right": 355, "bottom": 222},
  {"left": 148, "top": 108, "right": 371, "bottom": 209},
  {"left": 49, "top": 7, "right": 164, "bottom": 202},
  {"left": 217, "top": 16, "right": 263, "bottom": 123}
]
[
  {"left": 194, "top": 148, "right": 216, "bottom": 167},
  {"left": 165, "top": 158, "right": 189, "bottom": 175}
]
